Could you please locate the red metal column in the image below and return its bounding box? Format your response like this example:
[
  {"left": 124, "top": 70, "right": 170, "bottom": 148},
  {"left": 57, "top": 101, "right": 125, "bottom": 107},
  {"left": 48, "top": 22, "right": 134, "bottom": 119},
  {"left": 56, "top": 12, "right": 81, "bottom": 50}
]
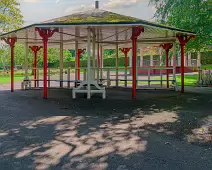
[
  {"left": 120, "top": 48, "right": 131, "bottom": 68},
  {"left": 166, "top": 50, "right": 169, "bottom": 88},
  {"left": 1, "top": 37, "right": 17, "bottom": 92},
  {"left": 36, "top": 28, "right": 58, "bottom": 99},
  {"left": 161, "top": 43, "right": 173, "bottom": 88},
  {"left": 43, "top": 39, "right": 48, "bottom": 98},
  {"left": 29, "top": 46, "right": 42, "bottom": 88},
  {"left": 131, "top": 27, "right": 144, "bottom": 99},
  {"left": 97, "top": 43, "right": 100, "bottom": 68},
  {"left": 34, "top": 52, "right": 37, "bottom": 87},
  {"left": 177, "top": 35, "right": 196, "bottom": 93},
  {"left": 181, "top": 45, "right": 185, "bottom": 92},
  {"left": 77, "top": 49, "right": 85, "bottom": 80},
  {"left": 77, "top": 50, "right": 80, "bottom": 80},
  {"left": 11, "top": 45, "right": 15, "bottom": 92}
]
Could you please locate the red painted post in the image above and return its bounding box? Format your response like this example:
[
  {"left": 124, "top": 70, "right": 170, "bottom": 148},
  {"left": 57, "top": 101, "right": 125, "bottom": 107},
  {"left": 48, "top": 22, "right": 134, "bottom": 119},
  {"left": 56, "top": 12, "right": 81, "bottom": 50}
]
[
  {"left": 181, "top": 45, "right": 185, "bottom": 92},
  {"left": 11, "top": 46, "right": 15, "bottom": 92},
  {"left": 166, "top": 50, "right": 169, "bottom": 88},
  {"left": 120, "top": 48, "right": 131, "bottom": 68},
  {"left": 161, "top": 43, "right": 173, "bottom": 88},
  {"left": 77, "top": 50, "right": 80, "bottom": 80},
  {"left": 97, "top": 44, "right": 100, "bottom": 68},
  {"left": 77, "top": 49, "right": 85, "bottom": 80},
  {"left": 1, "top": 37, "right": 17, "bottom": 92},
  {"left": 43, "top": 39, "right": 48, "bottom": 98},
  {"left": 34, "top": 52, "right": 37, "bottom": 87},
  {"left": 131, "top": 26, "right": 144, "bottom": 99},
  {"left": 177, "top": 35, "right": 196, "bottom": 93},
  {"left": 125, "top": 52, "right": 128, "bottom": 68},
  {"left": 36, "top": 28, "right": 58, "bottom": 99},
  {"left": 29, "top": 46, "right": 42, "bottom": 88}
]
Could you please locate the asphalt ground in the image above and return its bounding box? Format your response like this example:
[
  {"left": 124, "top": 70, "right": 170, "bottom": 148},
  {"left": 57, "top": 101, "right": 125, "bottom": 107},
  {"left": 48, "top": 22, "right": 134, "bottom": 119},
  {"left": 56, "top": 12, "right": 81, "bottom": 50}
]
[{"left": 0, "top": 87, "right": 212, "bottom": 170}]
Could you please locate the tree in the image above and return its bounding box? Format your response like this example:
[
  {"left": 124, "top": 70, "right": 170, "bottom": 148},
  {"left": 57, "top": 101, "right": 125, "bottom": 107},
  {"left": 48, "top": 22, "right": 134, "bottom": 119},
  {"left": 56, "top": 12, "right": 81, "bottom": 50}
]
[
  {"left": 150, "top": 0, "right": 212, "bottom": 51},
  {"left": 0, "top": 0, "right": 23, "bottom": 33},
  {"left": 0, "top": 0, "right": 24, "bottom": 70}
]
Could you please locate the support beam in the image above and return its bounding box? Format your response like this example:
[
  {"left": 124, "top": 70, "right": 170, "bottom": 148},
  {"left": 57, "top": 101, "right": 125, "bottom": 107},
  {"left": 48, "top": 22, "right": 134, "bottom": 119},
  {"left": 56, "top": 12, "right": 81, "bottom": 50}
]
[
  {"left": 139, "top": 47, "right": 143, "bottom": 67},
  {"left": 129, "top": 50, "right": 132, "bottom": 67},
  {"left": 131, "top": 26, "right": 144, "bottom": 99},
  {"left": 87, "top": 28, "right": 91, "bottom": 99},
  {"left": 92, "top": 29, "right": 96, "bottom": 79},
  {"left": 173, "top": 42, "right": 177, "bottom": 81},
  {"left": 75, "top": 41, "right": 78, "bottom": 82},
  {"left": 177, "top": 35, "right": 196, "bottom": 93},
  {"left": 188, "top": 52, "right": 191, "bottom": 67},
  {"left": 161, "top": 43, "right": 173, "bottom": 88},
  {"left": 60, "top": 30, "right": 64, "bottom": 88},
  {"left": 29, "top": 46, "right": 42, "bottom": 88},
  {"left": 97, "top": 28, "right": 100, "bottom": 68},
  {"left": 1, "top": 37, "right": 17, "bottom": 92},
  {"left": 77, "top": 49, "right": 86, "bottom": 80},
  {"left": 116, "top": 43, "right": 119, "bottom": 87},
  {"left": 150, "top": 51, "right": 154, "bottom": 66},
  {"left": 159, "top": 48, "right": 163, "bottom": 66},
  {"left": 25, "top": 43, "right": 29, "bottom": 80},
  {"left": 197, "top": 51, "right": 201, "bottom": 67},
  {"left": 60, "top": 43, "right": 64, "bottom": 87},
  {"left": 177, "top": 51, "right": 181, "bottom": 66},
  {"left": 116, "top": 30, "right": 119, "bottom": 87},
  {"left": 185, "top": 52, "right": 188, "bottom": 67},
  {"left": 36, "top": 28, "right": 58, "bottom": 99},
  {"left": 100, "top": 46, "right": 104, "bottom": 79},
  {"left": 120, "top": 48, "right": 131, "bottom": 68}
]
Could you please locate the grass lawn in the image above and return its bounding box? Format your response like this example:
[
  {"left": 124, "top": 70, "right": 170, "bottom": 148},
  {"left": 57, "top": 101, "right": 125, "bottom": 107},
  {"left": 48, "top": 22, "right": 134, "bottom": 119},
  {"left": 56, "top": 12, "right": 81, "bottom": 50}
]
[
  {"left": 119, "top": 75, "right": 199, "bottom": 87},
  {"left": 0, "top": 76, "right": 32, "bottom": 85},
  {"left": 202, "top": 65, "right": 212, "bottom": 70},
  {"left": 176, "top": 75, "right": 198, "bottom": 86}
]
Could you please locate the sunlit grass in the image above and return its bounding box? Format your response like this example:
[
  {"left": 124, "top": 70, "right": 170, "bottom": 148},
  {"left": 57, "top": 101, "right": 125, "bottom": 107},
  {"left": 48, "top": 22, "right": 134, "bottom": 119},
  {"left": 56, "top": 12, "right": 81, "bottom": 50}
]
[
  {"left": 119, "top": 75, "right": 198, "bottom": 87},
  {"left": 0, "top": 76, "right": 26, "bottom": 85}
]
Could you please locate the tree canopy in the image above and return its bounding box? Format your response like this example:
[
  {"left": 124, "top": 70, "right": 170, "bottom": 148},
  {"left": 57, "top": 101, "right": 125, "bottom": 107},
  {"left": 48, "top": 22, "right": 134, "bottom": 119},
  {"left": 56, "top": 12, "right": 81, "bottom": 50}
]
[
  {"left": 150, "top": 0, "right": 212, "bottom": 51},
  {"left": 0, "top": 0, "right": 23, "bottom": 33}
]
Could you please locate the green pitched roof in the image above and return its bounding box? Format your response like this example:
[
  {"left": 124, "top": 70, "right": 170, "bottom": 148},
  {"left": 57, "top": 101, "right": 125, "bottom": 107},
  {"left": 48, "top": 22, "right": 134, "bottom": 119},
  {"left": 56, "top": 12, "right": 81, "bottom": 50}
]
[{"left": 43, "top": 9, "right": 139, "bottom": 24}]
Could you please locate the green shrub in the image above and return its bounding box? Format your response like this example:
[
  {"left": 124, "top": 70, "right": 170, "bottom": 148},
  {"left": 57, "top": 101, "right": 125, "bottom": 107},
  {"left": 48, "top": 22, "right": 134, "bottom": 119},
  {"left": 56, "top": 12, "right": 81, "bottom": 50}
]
[
  {"left": 200, "top": 51, "right": 212, "bottom": 65},
  {"left": 62, "top": 56, "right": 160, "bottom": 68}
]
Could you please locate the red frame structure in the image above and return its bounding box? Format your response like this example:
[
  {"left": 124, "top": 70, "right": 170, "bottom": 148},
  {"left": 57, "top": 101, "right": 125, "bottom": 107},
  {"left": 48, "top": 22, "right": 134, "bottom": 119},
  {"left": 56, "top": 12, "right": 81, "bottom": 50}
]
[
  {"left": 0, "top": 5, "right": 196, "bottom": 100},
  {"left": 77, "top": 49, "right": 86, "bottom": 80},
  {"left": 120, "top": 48, "right": 131, "bottom": 68},
  {"left": 177, "top": 35, "right": 196, "bottom": 93},
  {"left": 1, "top": 37, "right": 17, "bottom": 92},
  {"left": 131, "top": 26, "right": 144, "bottom": 99},
  {"left": 36, "top": 28, "right": 58, "bottom": 99},
  {"left": 29, "top": 46, "right": 42, "bottom": 88},
  {"left": 161, "top": 43, "right": 173, "bottom": 88}
]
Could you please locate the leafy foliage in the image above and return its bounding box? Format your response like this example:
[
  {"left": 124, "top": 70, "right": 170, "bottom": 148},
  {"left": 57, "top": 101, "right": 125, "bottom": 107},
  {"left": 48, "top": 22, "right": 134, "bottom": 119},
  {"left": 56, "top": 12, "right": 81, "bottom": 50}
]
[
  {"left": 0, "top": 0, "right": 23, "bottom": 33},
  {"left": 150, "top": 0, "right": 212, "bottom": 51}
]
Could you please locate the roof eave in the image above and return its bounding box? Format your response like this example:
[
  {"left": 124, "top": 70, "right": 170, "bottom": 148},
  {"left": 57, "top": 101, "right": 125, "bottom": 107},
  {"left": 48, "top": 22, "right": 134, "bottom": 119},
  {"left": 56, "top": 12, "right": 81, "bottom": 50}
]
[{"left": 0, "top": 22, "right": 196, "bottom": 38}]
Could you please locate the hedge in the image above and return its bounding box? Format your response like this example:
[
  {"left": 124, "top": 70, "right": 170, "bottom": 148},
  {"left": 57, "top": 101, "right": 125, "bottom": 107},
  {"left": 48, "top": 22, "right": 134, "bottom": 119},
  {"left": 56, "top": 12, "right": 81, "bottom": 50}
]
[
  {"left": 62, "top": 55, "right": 160, "bottom": 68},
  {"left": 63, "top": 57, "right": 127, "bottom": 68},
  {"left": 33, "top": 51, "right": 212, "bottom": 68}
]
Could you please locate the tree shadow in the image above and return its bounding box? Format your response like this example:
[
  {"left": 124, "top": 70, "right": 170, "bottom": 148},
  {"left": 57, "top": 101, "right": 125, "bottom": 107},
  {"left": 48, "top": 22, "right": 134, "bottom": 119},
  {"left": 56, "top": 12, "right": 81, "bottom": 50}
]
[{"left": 0, "top": 89, "right": 212, "bottom": 170}]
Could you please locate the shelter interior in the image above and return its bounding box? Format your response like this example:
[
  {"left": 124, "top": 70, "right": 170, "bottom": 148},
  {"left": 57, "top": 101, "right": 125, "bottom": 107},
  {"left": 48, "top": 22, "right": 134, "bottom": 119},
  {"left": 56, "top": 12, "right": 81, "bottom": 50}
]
[{"left": 0, "top": 2, "right": 196, "bottom": 99}]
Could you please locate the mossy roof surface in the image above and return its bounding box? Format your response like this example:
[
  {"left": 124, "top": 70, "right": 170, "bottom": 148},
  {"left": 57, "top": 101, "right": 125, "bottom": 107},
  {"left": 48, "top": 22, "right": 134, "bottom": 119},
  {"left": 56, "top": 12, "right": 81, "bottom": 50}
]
[
  {"left": 41, "top": 9, "right": 194, "bottom": 33},
  {"left": 0, "top": 9, "right": 195, "bottom": 38},
  {"left": 42, "top": 9, "right": 139, "bottom": 23}
]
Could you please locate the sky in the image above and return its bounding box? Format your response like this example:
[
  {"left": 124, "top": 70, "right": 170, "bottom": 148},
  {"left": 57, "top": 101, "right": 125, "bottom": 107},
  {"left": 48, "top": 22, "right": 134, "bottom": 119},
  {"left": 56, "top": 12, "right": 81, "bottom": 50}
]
[{"left": 17, "top": 0, "right": 156, "bottom": 26}]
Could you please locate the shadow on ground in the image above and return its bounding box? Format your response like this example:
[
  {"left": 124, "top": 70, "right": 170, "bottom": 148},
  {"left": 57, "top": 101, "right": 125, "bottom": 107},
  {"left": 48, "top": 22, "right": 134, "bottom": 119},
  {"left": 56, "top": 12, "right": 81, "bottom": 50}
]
[{"left": 0, "top": 88, "right": 212, "bottom": 170}]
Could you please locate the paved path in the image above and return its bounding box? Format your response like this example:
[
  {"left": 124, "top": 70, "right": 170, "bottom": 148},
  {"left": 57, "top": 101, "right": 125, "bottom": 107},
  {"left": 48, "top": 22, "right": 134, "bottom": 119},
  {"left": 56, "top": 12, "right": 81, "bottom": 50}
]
[{"left": 0, "top": 86, "right": 212, "bottom": 170}]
